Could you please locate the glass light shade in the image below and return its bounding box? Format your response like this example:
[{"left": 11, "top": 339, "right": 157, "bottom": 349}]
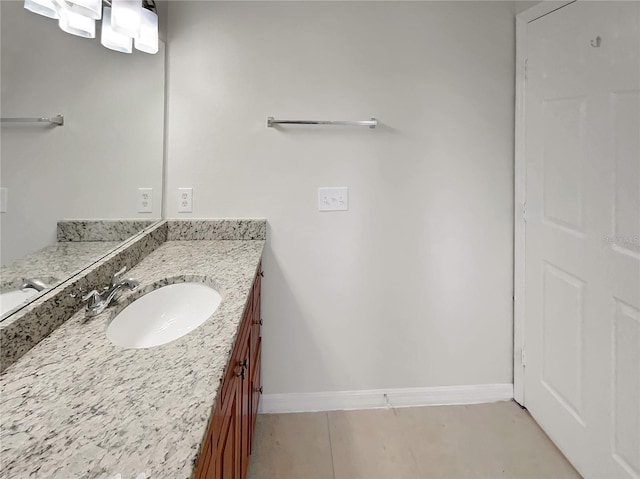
[
  {"left": 111, "top": 0, "right": 142, "bottom": 38},
  {"left": 65, "top": 0, "right": 102, "bottom": 20},
  {"left": 101, "top": 6, "right": 132, "bottom": 54},
  {"left": 134, "top": 7, "right": 158, "bottom": 54},
  {"left": 58, "top": 8, "right": 95, "bottom": 38},
  {"left": 24, "top": 0, "right": 59, "bottom": 19}
]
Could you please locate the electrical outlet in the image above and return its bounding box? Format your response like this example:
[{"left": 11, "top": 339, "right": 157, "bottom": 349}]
[
  {"left": 178, "top": 187, "right": 193, "bottom": 213},
  {"left": 0, "top": 188, "right": 7, "bottom": 213},
  {"left": 318, "top": 187, "right": 349, "bottom": 211},
  {"left": 137, "top": 188, "right": 153, "bottom": 213}
]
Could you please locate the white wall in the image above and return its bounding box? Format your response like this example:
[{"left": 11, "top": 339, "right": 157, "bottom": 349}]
[
  {"left": 166, "top": 1, "right": 516, "bottom": 394},
  {"left": 514, "top": 1, "right": 543, "bottom": 15},
  {"left": 0, "top": 2, "right": 165, "bottom": 265}
]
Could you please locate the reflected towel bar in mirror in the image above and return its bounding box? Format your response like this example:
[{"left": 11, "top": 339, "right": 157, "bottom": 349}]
[
  {"left": 1, "top": 114, "right": 64, "bottom": 126},
  {"left": 267, "top": 117, "right": 377, "bottom": 128}
]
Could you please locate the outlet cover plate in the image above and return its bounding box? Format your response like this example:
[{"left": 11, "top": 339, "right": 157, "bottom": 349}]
[
  {"left": 318, "top": 187, "right": 348, "bottom": 212},
  {"left": 178, "top": 188, "right": 193, "bottom": 213},
  {"left": 137, "top": 188, "right": 153, "bottom": 213}
]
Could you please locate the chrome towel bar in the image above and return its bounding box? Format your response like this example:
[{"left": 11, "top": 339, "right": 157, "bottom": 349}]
[
  {"left": 267, "top": 117, "right": 377, "bottom": 129},
  {"left": 1, "top": 115, "right": 64, "bottom": 126}
]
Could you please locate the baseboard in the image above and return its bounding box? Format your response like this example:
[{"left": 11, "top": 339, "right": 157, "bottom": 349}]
[{"left": 259, "top": 383, "right": 514, "bottom": 414}]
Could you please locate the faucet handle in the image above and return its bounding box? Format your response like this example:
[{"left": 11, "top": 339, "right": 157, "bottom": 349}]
[
  {"left": 110, "top": 266, "right": 127, "bottom": 287},
  {"left": 81, "top": 290, "right": 97, "bottom": 300},
  {"left": 81, "top": 290, "right": 101, "bottom": 308}
]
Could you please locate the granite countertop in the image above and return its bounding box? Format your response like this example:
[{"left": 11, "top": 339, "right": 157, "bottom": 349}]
[
  {"left": 0, "top": 239, "right": 265, "bottom": 479},
  {"left": 1, "top": 241, "right": 123, "bottom": 291},
  {"left": 1, "top": 241, "right": 123, "bottom": 319}
]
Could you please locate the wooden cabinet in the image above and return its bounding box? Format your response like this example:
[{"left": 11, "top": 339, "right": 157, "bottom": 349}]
[
  {"left": 249, "top": 261, "right": 262, "bottom": 454},
  {"left": 195, "top": 261, "right": 263, "bottom": 479}
]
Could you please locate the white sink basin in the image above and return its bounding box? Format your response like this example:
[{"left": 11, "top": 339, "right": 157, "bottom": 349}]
[
  {"left": 0, "top": 289, "right": 39, "bottom": 316},
  {"left": 106, "top": 282, "right": 221, "bottom": 349}
]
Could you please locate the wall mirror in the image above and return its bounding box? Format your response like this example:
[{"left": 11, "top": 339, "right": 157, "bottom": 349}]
[{"left": 0, "top": 1, "right": 165, "bottom": 321}]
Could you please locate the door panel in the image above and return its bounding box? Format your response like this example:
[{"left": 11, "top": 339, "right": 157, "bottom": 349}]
[
  {"left": 542, "top": 96, "right": 587, "bottom": 233},
  {"left": 524, "top": 1, "right": 640, "bottom": 477},
  {"left": 612, "top": 300, "right": 640, "bottom": 477},
  {"left": 541, "top": 263, "right": 585, "bottom": 423},
  {"left": 525, "top": 3, "right": 593, "bottom": 472},
  {"left": 612, "top": 92, "right": 640, "bottom": 259}
]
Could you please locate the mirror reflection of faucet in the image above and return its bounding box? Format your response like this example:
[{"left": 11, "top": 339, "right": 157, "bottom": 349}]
[
  {"left": 1, "top": 280, "right": 49, "bottom": 316},
  {"left": 81, "top": 266, "right": 139, "bottom": 318},
  {"left": 19, "top": 278, "right": 49, "bottom": 292}
]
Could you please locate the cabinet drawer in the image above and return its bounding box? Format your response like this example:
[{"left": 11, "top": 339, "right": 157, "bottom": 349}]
[
  {"left": 252, "top": 287, "right": 260, "bottom": 315},
  {"left": 251, "top": 264, "right": 262, "bottom": 358},
  {"left": 252, "top": 262, "right": 261, "bottom": 315},
  {"left": 220, "top": 303, "right": 252, "bottom": 402}
]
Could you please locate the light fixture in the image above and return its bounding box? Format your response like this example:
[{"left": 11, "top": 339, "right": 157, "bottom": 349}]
[
  {"left": 24, "top": 0, "right": 59, "bottom": 19},
  {"left": 101, "top": 6, "right": 132, "bottom": 53},
  {"left": 66, "top": 0, "right": 102, "bottom": 20},
  {"left": 135, "top": 6, "right": 158, "bottom": 54},
  {"left": 111, "top": 0, "right": 141, "bottom": 38},
  {"left": 23, "top": 0, "right": 158, "bottom": 55},
  {"left": 58, "top": 7, "right": 95, "bottom": 38}
]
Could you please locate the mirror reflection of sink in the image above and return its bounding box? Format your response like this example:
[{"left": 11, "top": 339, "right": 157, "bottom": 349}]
[
  {"left": 0, "top": 276, "right": 58, "bottom": 319},
  {"left": 106, "top": 282, "right": 222, "bottom": 349},
  {"left": 0, "top": 289, "right": 39, "bottom": 316}
]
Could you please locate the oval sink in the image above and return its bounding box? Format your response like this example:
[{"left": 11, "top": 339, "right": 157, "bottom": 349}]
[{"left": 106, "top": 282, "right": 221, "bottom": 349}]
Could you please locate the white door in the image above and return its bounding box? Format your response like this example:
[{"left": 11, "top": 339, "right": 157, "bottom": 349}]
[{"left": 524, "top": 1, "right": 640, "bottom": 478}]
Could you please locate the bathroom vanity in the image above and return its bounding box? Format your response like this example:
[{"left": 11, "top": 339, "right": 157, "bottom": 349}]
[
  {"left": 0, "top": 220, "right": 266, "bottom": 479},
  {"left": 194, "top": 259, "right": 262, "bottom": 479}
]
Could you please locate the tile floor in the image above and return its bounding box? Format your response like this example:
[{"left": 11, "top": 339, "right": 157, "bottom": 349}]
[{"left": 248, "top": 401, "right": 581, "bottom": 479}]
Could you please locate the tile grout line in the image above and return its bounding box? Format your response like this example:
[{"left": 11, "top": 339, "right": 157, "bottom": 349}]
[{"left": 326, "top": 411, "right": 337, "bottom": 479}]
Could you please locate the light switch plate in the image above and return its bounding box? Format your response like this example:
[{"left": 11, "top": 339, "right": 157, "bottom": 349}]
[
  {"left": 318, "top": 187, "right": 349, "bottom": 211},
  {"left": 178, "top": 188, "right": 193, "bottom": 213},
  {"left": 0, "top": 188, "right": 7, "bottom": 213},
  {"left": 137, "top": 188, "right": 153, "bottom": 213}
]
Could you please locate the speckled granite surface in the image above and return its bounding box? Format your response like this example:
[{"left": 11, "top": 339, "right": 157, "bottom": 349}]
[
  {"left": 0, "top": 242, "right": 121, "bottom": 318},
  {"left": 0, "top": 241, "right": 121, "bottom": 289},
  {"left": 57, "top": 220, "right": 158, "bottom": 242},
  {"left": 0, "top": 222, "right": 168, "bottom": 372},
  {"left": 167, "top": 219, "right": 266, "bottom": 241},
  {"left": 0, "top": 239, "right": 264, "bottom": 479}
]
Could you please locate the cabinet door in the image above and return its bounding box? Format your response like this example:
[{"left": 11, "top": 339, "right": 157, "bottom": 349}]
[
  {"left": 215, "top": 376, "right": 241, "bottom": 479},
  {"left": 239, "top": 324, "right": 251, "bottom": 479},
  {"left": 195, "top": 434, "right": 213, "bottom": 479},
  {"left": 249, "top": 266, "right": 262, "bottom": 454},
  {"left": 250, "top": 338, "right": 262, "bottom": 452}
]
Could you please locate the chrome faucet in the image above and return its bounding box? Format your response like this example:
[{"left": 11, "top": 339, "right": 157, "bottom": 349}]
[
  {"left": 19, "top": 278, "right": 49, "bottom": 292},
  {"left": 82, "top": 266, "right": 139, "bottom": 317}
]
